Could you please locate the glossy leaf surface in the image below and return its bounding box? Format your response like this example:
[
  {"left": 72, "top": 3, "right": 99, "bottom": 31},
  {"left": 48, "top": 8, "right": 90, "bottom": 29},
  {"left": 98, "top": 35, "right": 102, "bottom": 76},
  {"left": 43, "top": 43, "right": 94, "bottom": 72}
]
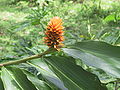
[
  {"left": 44, "top": 56, "right": 106, "bottom": 90},
  {"left": 63, "top": 41, "right": 120, "bottom": 78}
]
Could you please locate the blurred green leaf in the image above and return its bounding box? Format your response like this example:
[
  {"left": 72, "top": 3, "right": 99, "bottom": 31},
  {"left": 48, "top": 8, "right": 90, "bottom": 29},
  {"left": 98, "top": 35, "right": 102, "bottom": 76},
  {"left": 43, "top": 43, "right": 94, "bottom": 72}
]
[
  {"left": 104, "top": 14, "right": 120, "bottom": 22},
  {"left": 63, "top": 41, "right": 120, "bottom": 78},
  {"left": 1, "top": 67, "right": 37, "bottom": 90},
  {"left": 44, "top": 56, "right": 107, "bottom": 90},
  {"left": 14, "top": 22, "right": 30, "bottom": 32},
  {"left": 104, "top": 14, "right": 116, "bottom": 22},
  {"left": 0, "top": 77, "right": 4, "bottom": 90}
]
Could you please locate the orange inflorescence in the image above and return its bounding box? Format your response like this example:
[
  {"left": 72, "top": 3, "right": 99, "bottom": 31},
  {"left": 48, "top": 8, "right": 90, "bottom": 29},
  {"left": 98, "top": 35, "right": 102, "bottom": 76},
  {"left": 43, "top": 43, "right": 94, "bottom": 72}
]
[{"left": 44, "top": 16, "right": 64, "bottom": 49}]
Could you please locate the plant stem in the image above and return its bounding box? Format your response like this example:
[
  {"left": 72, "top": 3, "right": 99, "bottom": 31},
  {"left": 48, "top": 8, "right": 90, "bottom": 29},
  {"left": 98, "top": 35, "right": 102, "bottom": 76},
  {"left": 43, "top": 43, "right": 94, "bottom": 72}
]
[{"left": 0, "top": 48, "right": 57, "bottom": 67}]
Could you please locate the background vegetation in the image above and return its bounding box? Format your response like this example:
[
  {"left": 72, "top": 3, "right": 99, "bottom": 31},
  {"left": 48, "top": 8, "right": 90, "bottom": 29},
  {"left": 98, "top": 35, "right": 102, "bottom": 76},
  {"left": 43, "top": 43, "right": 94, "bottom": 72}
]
[{"left": 0, "top": 0, "right": 120, "bottom": 90}]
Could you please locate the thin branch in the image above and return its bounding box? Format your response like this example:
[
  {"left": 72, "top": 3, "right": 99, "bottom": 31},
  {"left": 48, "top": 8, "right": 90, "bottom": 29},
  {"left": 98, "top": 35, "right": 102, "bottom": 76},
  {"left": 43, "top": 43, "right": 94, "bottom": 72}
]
[{"left": 0, "top": 48, "right": 57, "bottom": 67}]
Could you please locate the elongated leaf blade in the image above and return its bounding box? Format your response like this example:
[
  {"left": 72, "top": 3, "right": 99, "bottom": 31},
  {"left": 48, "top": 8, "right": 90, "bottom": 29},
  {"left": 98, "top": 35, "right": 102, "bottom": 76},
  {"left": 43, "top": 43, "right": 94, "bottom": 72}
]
[
  {"left": 44, "top": 56, "right": 107, "bottom": 90},
  {"left": 1, "top": 67, "right": 37, "bottom": 90},
  {"left": 0, "top": 77, "right": 4, "bottom": 90},
  {"left": 28, "top": 59, "right": 68, "bottom": 90},
  {"left": 23, "top": 70, "right": 52, "bottom": 90},
  {"left": 63, "top": 41, "right": 120, "bottom": 78}
]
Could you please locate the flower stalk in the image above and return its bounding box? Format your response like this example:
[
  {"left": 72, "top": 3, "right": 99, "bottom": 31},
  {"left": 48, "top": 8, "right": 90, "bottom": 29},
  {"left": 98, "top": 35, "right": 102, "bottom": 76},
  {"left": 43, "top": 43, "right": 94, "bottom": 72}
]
[{"left": 0, "top": 48, "right": 57, "bottom": 67}]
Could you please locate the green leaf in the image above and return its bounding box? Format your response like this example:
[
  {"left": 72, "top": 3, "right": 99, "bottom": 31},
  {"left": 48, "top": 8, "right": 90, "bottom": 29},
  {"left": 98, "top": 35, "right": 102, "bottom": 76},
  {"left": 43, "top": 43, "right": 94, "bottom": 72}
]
[
  {"left": 104, "top": 14, "right": 116, "bottom": 22},
  {"left": 28, "top": 59, "right": 68, "bottom": 90},
  {"left": 63, "top": 41, "right": 120, "bottom": 78},
  {"left": 23, "top": 70, "right": 52, "bottom": 90},
  {"left": 44, "top": 56, "right": 107, "bottom": 90},
  {"left": 0, "top": 76, "right": 4, "bottom": 90},
  {"left": 1, "top": 67, "right": 37, "bottom": 90},
  {"left": 104, "top": 14, "right": 120, "bottom": 22}
]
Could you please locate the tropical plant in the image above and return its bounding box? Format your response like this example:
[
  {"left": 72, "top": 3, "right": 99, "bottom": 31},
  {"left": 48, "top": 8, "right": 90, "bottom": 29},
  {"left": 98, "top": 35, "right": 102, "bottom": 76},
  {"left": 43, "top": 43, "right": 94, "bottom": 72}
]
[{"left": 0, "top": 16, "right": 120, "bottom": 90}]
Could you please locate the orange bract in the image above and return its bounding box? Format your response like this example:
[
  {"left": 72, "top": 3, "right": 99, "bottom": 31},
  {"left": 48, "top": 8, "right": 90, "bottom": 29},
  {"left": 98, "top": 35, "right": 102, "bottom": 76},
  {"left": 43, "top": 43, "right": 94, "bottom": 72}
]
[{"left": 44, "top": 16, "right": 64, "bottom": 49}]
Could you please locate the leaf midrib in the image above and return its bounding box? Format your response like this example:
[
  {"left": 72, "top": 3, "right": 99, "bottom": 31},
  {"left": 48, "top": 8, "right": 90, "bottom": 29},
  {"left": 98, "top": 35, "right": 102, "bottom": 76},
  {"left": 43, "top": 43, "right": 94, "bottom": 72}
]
[
  {"left": 45, "top": 59, "right": 82, "bottom": 90},
  {"left": 3, "top": 67, "right": 24, "bottom": 90}
]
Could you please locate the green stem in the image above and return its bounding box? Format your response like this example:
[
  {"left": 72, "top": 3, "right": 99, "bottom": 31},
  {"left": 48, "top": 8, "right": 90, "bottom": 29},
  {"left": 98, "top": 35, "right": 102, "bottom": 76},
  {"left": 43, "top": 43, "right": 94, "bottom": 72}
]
[{"left": 0, "top": 48, "right": 57, "bottom": 67}]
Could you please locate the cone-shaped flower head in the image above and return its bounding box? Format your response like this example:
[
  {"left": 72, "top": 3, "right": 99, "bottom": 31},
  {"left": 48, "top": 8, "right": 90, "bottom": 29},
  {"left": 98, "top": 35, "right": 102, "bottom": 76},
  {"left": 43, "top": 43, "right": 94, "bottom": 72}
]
[{"left": 44, "top": 16, "right": 64, "bottom": 49}]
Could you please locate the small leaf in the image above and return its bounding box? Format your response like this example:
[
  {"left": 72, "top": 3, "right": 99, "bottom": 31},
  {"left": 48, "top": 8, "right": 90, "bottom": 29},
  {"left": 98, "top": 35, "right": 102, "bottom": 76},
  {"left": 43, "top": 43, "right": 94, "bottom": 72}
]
[
  {"left": 104, "top": 14, "right": 116, "bottom": 22},
  {"left": 104, "top": 14, "right": 120, "bottom": 22}
]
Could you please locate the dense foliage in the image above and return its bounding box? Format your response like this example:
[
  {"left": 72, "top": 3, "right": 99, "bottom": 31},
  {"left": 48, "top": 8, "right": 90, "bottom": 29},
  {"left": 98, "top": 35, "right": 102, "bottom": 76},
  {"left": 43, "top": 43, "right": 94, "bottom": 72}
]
[{"left": 0, "top": 0, "right": 120, "bottom": 90}]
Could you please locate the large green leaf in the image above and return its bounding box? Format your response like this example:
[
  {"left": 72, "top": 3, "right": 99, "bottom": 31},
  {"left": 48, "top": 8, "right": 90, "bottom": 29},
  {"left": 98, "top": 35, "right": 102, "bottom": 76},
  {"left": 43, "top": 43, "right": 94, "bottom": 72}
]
[
  {"left": 44, "top": 56, "right": 107, "bottom": 90},
  {"left": 23, "top": 70, "right": 52, "bottom": 90},
  {"left": 1, "top": 67, "right": 37, "bottom": 90},
  {"left": 63, "top": 41, "right": 120, "bottom": 78},
  {"left": 28, "top": 59, "right": 68, "bottom": 90}
]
